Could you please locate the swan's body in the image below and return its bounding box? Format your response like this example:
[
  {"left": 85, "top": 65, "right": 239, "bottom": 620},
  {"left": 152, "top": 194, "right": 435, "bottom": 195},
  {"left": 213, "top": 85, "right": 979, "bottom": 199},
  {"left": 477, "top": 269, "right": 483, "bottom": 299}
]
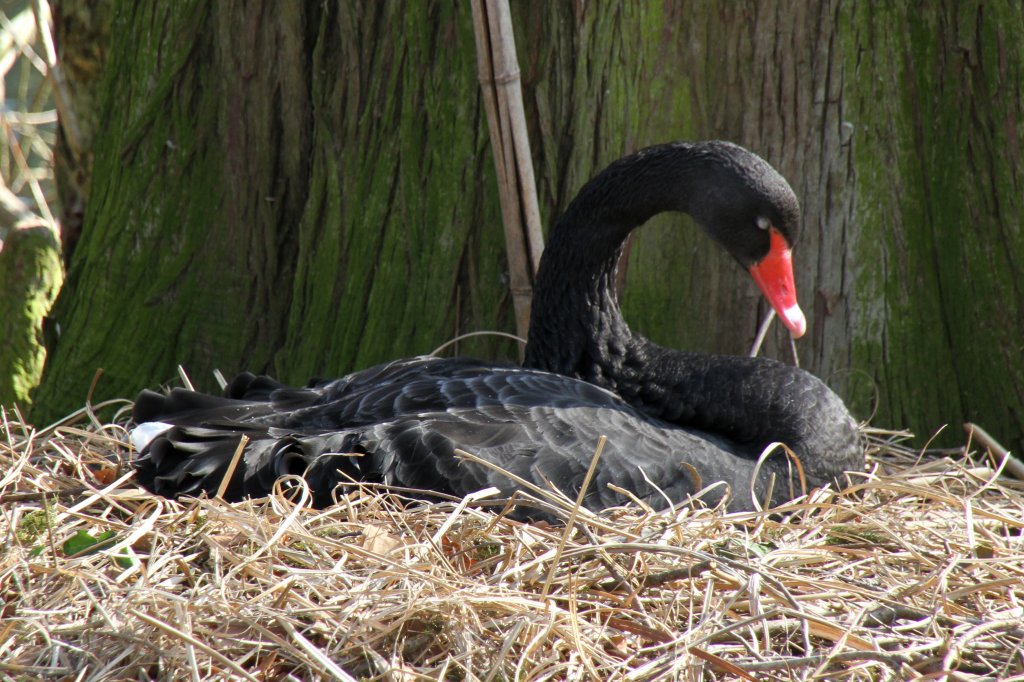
[
  {"left": 132, "top": 141, "right": 863, "bottom": 519},
  {"left": 134, "top": 357, "right": 804, "bottom": 514}
]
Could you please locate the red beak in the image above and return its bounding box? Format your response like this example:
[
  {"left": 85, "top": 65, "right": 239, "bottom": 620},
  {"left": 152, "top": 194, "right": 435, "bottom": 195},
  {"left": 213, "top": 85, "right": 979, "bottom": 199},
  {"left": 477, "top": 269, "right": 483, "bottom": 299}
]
[{"left": 748, "top": 227, "right": 806, "bottom": 338}]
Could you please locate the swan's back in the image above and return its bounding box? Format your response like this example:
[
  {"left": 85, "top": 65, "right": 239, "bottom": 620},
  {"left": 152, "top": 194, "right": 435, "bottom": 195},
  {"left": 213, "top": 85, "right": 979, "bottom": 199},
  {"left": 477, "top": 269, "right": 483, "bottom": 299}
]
[{"left": 134, "top": 357, "right": 802, "bottom": 518}]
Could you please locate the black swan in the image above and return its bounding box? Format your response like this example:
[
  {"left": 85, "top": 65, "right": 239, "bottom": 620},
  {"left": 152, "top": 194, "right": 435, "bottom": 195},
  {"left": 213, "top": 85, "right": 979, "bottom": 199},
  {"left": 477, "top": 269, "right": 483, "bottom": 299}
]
[{"left": 131, "top": 141, "right": 862, "bottom": 518}]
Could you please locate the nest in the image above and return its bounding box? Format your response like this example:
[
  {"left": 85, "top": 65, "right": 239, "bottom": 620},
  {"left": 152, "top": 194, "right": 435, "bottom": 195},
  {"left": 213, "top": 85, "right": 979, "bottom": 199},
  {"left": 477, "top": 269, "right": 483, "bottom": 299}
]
[{"left": 2, "top": 407, "right": 1023, "bottom": 681}]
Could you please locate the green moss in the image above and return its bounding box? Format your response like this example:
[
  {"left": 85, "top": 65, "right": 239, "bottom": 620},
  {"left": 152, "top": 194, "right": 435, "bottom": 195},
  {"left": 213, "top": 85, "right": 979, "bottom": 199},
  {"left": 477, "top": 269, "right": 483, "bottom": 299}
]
[
  {"left": 33, "top": 1, "right": 230, "bottom": 419},
  {"left": 0, "top": 227, "right": 63, "bottom": 407},
  {"left": 841, "top": 3, "right": 1024, "bottom": 449},
  {"left": 278, "top": 2, "right": 508, "bottom": 379},
  {"left": 16, "top": 505, "right": 55, "bottom": 545}
]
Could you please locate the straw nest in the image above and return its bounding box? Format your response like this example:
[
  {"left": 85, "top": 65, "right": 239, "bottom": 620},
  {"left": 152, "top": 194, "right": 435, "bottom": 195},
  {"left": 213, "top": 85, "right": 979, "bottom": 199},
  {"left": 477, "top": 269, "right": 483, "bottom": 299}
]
[{"left": 2, "top": 406, "right": 1023, "bottom": 682}]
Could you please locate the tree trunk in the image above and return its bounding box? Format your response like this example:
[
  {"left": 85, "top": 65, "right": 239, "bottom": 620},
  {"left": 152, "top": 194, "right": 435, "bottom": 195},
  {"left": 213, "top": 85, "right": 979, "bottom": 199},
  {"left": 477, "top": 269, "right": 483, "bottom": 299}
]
[
  {"left": 840, "top": 2, "right": 1024, "bottom": 452},
  {"left": 34, "top": 2, "right": 1024, "bottom": 456},
  {"left": 35, "top": 2, "right": 511, "bottom": 417}
]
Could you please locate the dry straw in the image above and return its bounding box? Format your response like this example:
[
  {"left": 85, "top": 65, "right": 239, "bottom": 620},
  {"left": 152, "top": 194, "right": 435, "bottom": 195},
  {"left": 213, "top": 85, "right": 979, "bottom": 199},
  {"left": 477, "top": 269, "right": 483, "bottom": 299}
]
[{"left": 2, "top": 408, "right": 1023, "bottom": 681}]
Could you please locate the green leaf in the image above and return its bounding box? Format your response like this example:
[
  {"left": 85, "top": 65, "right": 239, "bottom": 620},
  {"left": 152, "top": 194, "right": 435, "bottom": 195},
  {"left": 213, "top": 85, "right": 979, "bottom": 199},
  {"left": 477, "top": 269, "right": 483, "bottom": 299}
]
[
  {"left": 114, "top": 551, "right": 135, "bottom": 569},
  {"left": 62, "top": 529, "right": 119, "bottom": 557}
]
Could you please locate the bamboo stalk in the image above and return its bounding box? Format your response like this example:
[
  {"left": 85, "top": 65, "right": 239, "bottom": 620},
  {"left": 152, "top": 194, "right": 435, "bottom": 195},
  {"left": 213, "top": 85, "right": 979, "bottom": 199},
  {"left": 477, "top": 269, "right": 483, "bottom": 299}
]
[
  {"left": 470, "top": 0, "right": 544, "bottom": 350},
  {"left": 964, "top": 422, "right": 1024, "bottom": 481}
]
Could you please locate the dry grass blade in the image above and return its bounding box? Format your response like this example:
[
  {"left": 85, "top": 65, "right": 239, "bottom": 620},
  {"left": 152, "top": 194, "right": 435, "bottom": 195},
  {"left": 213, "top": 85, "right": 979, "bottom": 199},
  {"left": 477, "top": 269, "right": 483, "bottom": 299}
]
[
  {"left": 543, "top": 435, "right": 607, "bottom": 598},
  {"left": 2, "top": 412, "right": 1024, "bottom": 680},
  {"left": 274, "top": 617, "right": 357, "bottom": 682},
  {"left": 215, "top": 433, "right": 249, "bottom": 500}
]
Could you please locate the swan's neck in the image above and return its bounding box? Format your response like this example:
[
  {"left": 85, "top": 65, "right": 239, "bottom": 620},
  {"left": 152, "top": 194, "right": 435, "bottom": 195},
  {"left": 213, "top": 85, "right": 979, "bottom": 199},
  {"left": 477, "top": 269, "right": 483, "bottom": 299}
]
[
  {"left": 524, "top": 143, "right": 706, "bottom": 388},
  {"left": 525, "top": 144, "right": 706, "bottom": 377},
  {"left": 523, "top": 221, "right": 639, "bottom": 384},
  {"left": 524, "top": 226, "right": 703, "bottom": 422}
]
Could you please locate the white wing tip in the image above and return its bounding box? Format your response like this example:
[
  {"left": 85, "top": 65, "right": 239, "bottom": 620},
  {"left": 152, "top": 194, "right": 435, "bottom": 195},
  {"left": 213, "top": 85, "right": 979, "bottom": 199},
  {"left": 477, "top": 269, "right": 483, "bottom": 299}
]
[{"left": 130, "top": 421, "right": 173, "bottom": 452}]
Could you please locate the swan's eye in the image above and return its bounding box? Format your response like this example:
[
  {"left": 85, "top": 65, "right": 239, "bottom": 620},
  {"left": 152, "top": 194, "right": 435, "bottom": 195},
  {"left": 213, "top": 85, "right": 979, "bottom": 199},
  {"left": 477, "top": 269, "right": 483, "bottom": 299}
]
[{"left": 756, "top": 216, "right": 771, "bottom": 231}]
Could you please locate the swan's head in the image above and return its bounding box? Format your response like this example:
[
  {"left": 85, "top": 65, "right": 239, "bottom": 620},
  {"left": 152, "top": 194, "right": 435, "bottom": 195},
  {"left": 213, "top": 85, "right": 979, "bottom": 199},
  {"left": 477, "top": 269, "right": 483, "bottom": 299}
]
[
  {"left": 546, "top": 140, "right": 808, "bottom": 337},
  {"left": 686, "top": 141, "right": 806, "bottom": 338}
]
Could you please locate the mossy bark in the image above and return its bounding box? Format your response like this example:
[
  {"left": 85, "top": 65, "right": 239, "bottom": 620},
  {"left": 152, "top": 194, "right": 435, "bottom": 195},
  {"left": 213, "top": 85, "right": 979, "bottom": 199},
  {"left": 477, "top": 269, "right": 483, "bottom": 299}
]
[
  {"left": 34, "top": 2, "right": 510, "bottom": 418},
  {"left": 840, "top": 2, "right": 1024, "bottom": 451},
  {"left": 33, "top": 2, "right": 1024, "bottom": 454},
  {"left": 0, "top": 228, "right": 63, "bottom": 408}
]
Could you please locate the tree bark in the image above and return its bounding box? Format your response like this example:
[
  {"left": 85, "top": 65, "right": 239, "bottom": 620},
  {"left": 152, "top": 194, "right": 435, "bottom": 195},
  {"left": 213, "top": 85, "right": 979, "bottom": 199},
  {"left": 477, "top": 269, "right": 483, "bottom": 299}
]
[
  {"left": 35, "top": 2, "right": 511, "bottom": 417},
  {"left": 33, "top": 2, "right": 1024, "bottom": 456},
  {"left": 0, "top": 226, "right": 62, "bottom": 408},
  {"left": 839, "top": 2, "right": 1024, "bottom": 452}
]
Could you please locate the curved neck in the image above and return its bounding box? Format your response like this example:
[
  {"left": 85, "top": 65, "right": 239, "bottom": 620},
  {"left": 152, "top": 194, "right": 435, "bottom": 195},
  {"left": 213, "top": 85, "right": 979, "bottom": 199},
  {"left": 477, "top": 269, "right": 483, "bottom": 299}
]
[{"left": 524, "top": 142, "right": 711, "bottom": 384}]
